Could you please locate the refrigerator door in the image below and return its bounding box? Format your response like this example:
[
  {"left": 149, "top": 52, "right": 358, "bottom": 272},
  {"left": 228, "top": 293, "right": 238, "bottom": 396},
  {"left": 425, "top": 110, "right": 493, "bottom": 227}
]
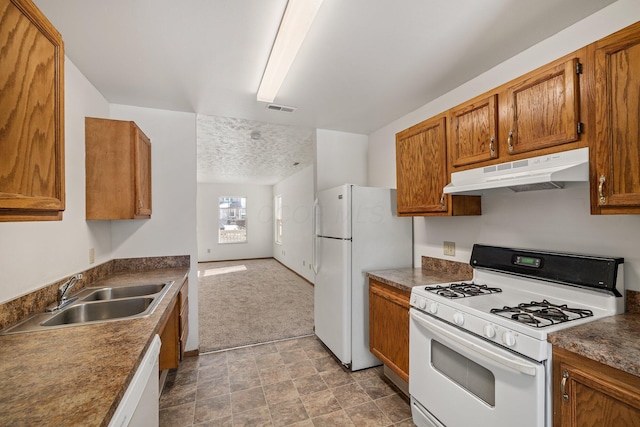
[
  {"left": 350, "top": 186, "right": 413, "bottom": 370},
  {"left": 314, "top": 236, "right": 352, "bottom": 366},
  {"left": 316, "top": 184, "right": 351, "bottom": 239}
]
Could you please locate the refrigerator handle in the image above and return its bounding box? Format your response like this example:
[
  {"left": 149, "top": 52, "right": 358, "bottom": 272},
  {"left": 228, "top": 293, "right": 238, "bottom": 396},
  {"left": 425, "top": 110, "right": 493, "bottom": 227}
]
[{"left": 312, "top": 199, "right": 319, "bottom": 274}]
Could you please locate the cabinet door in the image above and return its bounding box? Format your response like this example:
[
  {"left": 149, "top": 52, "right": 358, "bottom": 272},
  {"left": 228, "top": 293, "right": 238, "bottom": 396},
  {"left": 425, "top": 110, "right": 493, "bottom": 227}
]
[
  {"left": 450, "top": 94, "right": 498, "bottom": 168},
  {"left": 505, "top": 58, "right": 580, "bottom": 155},
  {"left": 396, "top": 116, "right": 449, "bottom": 214},
  {"left": 369, "top": 280, "right": 410, "bottom": 382},
  {"left": 553, "top": 348, "right": 640, "bottom": 427},
  {"left": 134, "top": 126, "right": 152, "bottom": 218},
  {"left": 592, "top": 23, "right": 640, "bottom": 213},
  {"left": 0, "top": 0, "right": 65, "bottom": 221}
]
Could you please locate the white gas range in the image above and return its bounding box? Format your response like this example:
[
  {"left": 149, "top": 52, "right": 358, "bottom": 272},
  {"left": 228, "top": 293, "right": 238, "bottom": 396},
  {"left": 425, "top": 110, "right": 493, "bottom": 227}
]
[{"left": 409, "top": 244, "right": 624, "bottom": 427}]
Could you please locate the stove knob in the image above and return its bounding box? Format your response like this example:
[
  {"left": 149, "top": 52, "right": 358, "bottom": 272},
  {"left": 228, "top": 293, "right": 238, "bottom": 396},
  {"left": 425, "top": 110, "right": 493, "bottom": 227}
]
[
  {"left": 483, "top": 324, "right": 496, "bottom": 339},
  {"left": 429, "top": 302, "right": 438, "bottom": 314},
  {"left": 453, "top": 312, "right": 465, "bottom": 326},
  {"left": 418, "top": 299, "right": 427, "bottom": 310},
  {"left": 502, "top": 331, "right": 516, "bottom": 347}
]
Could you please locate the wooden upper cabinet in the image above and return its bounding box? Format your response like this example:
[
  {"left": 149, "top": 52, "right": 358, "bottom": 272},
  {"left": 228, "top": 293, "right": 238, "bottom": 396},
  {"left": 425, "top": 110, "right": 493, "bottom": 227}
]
[
  {"left": 396, "top": 114, "right": 481, "bottom": 216},
  {"left": 591, "top": 22, "right": 640, "bottom": 214},
  {"left": 0, "top": 0, "right": 65, "bottom": 221},
  {"left": 396, "top": 115, "right": 448, "bottom": 215},
  {"left": 449, "top": 94, "right": 498, "bottom": 168},
  {"left": 504, "top": 57, "right": 581, "bottom": 156},
  {"left": 85, "top": 118, "right": 152, "bottom": 220}
]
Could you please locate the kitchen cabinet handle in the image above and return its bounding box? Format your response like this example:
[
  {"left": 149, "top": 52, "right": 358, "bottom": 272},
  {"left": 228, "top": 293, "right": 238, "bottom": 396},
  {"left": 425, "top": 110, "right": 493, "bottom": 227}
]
[
  {"left": 561, "top": 370, "right": 569, "bottom": 402},
  {"left": 507, "top": 130, "right": 514, "bottom": 153},
  {"left": 139, "top": 199, "right": 143, "bottom": 209},
  {"left": 440, "top": 193, "right": 445, "bottom": 207},
  {"left": 490, "top": 136, "right": 495, "bottom": 157},
  {"left": 598, "top": 175, "right": 606, "bottom": 205}
]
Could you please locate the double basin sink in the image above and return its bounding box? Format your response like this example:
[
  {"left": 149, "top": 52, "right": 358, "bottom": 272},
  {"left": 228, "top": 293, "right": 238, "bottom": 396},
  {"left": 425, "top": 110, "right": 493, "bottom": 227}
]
[{"left": 2, "top": 281, "right": 174, "bottom": 334}]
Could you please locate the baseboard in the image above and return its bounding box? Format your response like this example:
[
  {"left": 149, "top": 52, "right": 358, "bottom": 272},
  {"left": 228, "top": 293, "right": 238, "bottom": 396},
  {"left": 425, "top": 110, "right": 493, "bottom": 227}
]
[
  {"left": 184, "top": 349, "right": 199, "bottom": 358},
  {"left": 273, "top": 258, "right": 314, "bottom": 286}
]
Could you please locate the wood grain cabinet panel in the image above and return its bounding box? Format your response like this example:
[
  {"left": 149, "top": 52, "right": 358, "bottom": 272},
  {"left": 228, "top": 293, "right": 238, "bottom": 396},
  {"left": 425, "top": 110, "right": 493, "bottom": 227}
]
[
  {"left": 504, "top": 57, "right": 581, "bottom": 156},
  {"left": 85, "top": 117, "right": 152, "bottom": 220},
  {"left": 179, "top": 280, "right": 189, "bottom": 361},
  {"left": 395, "top": 114, "right": 481, "bottom": 216},
  {"left": 369, "top": 279, "right": 410, "bottom": 382},
  {"left": 553, "top": 347, "right": 640, "bottom": 427},
  {"left": 449, "top": 94, "right": 498, "bottom": 168},
  {"left": 0, "top": 0, "right": 65, "bottom": 221},
  {"left": 591, "top": 21, "right": 640, "bottom": 214},
  {"left": 159, "top": 296, "right": 180, "bottom": 371}
]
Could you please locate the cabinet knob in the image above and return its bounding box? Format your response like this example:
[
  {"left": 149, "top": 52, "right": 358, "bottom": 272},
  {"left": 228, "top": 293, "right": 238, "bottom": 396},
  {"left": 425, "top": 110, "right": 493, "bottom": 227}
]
[
  {"left": 507, "top": 130, "right": 514, "bottom": 153},
  {"left": 598, "top": 175, "right": 606, "bottom": 205}
]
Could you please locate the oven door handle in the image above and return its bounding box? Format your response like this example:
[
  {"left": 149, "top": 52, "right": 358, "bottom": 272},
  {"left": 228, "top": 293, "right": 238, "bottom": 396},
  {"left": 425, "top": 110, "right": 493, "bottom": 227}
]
[{"left": 410, "top": 311, "right": 538, "bottom": 377}]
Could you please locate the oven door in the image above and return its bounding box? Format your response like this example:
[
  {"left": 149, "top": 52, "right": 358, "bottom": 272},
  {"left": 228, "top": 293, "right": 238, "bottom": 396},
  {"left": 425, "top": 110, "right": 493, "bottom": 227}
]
[{"left": 409, "top": 309, "right": 546, "bottom": 427}]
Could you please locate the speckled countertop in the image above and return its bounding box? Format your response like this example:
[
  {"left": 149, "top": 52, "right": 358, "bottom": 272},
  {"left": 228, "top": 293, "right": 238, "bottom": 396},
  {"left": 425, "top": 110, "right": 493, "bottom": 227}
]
[
  {"left": 0, "top": 267, "right": 188, "bottom": 427},
  {"left": 367, "top": 257, "right": 473, "bottom": 293},
  {"left": 548, "top": 313, "right": 640, "bottom": 378}
]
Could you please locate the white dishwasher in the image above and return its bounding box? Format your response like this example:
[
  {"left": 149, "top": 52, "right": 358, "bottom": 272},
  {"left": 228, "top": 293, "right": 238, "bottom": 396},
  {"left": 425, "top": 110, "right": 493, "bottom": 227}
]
[{"left": 109, "top": 334, "right": 161, "bottom": 427}]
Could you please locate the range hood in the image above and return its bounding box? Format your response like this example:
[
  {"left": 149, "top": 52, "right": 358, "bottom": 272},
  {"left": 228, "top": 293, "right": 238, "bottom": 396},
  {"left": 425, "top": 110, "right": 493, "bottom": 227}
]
[{"left": 443, "top": 147, "right": 589, "bottom": 195}]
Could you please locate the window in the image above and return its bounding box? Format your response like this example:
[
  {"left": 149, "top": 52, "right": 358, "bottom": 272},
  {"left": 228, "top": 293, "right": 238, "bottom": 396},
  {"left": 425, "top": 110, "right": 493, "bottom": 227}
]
[
  {"left": 219, "top": 196, "right": 247, "bottom": 244},
  {"left": 275, "top": 195, "right": 283, "bottom": 244}
]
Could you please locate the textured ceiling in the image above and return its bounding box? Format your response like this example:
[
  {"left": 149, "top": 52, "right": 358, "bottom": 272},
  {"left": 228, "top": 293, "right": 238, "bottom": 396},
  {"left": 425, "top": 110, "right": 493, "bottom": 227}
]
[
  {"left": 197, "top": 115, "right": 314, "bottom": 185},
  {"left": 33, "top": 0, "right": 617, "bottom": 185}
]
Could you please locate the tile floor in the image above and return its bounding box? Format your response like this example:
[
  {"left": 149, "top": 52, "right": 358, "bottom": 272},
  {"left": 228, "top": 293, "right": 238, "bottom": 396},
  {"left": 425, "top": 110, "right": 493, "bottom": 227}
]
[{"left": 159, "top": 335, "right": 416, "bottom": 426}]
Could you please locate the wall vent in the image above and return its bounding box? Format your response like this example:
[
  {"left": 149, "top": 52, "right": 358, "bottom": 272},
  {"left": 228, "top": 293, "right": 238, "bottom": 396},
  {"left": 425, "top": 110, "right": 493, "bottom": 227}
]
[{"left": 266, "top": 103, "right": 297, "bottom": 113}]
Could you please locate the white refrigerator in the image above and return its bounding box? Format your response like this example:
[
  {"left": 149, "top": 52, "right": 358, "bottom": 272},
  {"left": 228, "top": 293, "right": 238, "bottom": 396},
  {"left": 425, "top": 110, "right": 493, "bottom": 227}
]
[{"left": 313, "top": 184, "right": 413, "bottom": 371}]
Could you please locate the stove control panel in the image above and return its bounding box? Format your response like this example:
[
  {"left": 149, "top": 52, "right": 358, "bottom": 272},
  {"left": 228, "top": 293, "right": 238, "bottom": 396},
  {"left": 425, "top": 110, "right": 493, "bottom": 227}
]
[{"left": 410, "top": 291, "right": 548, "bottom": 361}]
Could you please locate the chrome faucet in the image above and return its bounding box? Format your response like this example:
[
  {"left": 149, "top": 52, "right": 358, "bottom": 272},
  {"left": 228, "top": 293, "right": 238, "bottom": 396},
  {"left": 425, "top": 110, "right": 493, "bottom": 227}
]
[{"left": 47, "top": 273, "right": 82, "bottom": 312}]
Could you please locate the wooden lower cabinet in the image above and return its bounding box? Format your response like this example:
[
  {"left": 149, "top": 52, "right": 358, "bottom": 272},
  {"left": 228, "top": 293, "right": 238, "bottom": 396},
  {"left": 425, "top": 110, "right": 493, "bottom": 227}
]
[
  {"left": 159, "top": 280, "right": 189, "bottom": 370},
  {"left": 179, "top": 280, "right": 189, "bottom": 360},
  {"left": 553, "top": 347, "right": 640, "bottom": 427},
  {"left": 369, "top": 279, "right": 410, "bottom": 382}
]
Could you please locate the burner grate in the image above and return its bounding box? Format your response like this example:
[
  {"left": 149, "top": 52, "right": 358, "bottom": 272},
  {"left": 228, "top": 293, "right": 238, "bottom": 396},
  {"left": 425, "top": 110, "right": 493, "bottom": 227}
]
[
  {"left": 490, "top": 299, "right": 594, "bottom": 328},
  {"left": 425, "top": 282, "right": 502, "bottom": 299}
]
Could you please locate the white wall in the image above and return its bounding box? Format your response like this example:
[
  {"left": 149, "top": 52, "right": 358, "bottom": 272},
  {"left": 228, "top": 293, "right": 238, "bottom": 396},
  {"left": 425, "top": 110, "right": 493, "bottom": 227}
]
[
  {"left": 109, "top": 104, "right": 199, "bottom": 351},
  {"left": 0, "top": 58, "right": 112, "bottom": 303},
  {"left": 367, "top": 0, "right": 640, "bottom": 292},
  {"left": 197, "top": 183, "right": 273, "bottom": 261},
  {"left": 273, "top": 165, "right": 315, "bottom": 282},
  {"left": 315, "top": 129, "right": 368, "bottom": 192}
]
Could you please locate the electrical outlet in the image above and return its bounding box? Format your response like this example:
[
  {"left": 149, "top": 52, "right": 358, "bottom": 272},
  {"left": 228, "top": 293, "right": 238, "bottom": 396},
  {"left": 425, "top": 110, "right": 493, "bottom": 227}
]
[
  {"left": 443, "top": 241, "right": 455, "bottom": 256},
  {"left": 303, "top": 260, "right": 306, "bottom": 266},
  {"left": 89, "top": 248, "right": 95, "bottom": 264},
  {"left": 207, "top": 248, "right": 211, "bottom": 253}
]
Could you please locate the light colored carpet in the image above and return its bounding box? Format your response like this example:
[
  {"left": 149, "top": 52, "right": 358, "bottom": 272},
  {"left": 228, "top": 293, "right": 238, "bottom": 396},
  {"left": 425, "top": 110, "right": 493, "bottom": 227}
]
[{"left": 198, "top": 258, "right": 314, "bottom": 352}]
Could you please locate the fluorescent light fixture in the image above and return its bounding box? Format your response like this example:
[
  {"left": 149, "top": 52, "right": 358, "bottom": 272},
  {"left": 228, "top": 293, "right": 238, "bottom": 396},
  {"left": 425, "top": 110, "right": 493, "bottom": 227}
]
[{"left": 257, "top": 0, "right": 324, "bottom": 103}]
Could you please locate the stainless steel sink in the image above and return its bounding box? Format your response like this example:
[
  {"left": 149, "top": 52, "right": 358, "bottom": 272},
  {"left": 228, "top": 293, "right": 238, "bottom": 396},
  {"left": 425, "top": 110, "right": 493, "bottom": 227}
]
[
  {"left": 0, "top": 280, "right": 174, "bottom": 334},
  {"left": 80, "top": 283, "right": 166, "bottom": 301},
  {"left": 41, "top": 298, "right": 154, "bottom": 326}
]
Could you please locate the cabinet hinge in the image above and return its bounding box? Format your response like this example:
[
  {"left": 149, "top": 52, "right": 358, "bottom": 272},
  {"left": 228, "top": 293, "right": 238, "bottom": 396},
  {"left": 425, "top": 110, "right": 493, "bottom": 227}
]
[
  {"left": 577, "top": 122, "right": 583, "bottom": 134},
  {"left": 576, "top": 62, "right": 583, "bottom": 74}
]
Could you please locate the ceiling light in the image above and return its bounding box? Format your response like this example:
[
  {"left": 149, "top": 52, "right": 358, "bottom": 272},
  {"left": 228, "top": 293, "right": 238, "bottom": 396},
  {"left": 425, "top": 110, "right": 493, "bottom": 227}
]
[{"left": 257, "top": 0, "right": 324, "bottom": 103}]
